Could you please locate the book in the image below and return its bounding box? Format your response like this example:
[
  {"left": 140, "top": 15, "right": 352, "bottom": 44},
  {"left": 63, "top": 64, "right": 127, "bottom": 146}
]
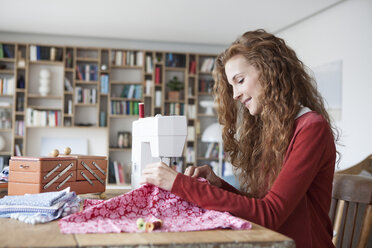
[
  {"left": 115, "top": 51, "right": 122, "bottom": 66},
  {"left": 155, "top": 67, "right": 161, "bottom": 84},
  {"left": 117, "top": 162, "right": 125, "bottom": 184},
  {"left": 2, "top": 45, "right": 13, "bottom": 58},
  {"left": 76, "top": 65, "right": 83, "bottom": 80},
  {"left": 0, "top": 44, "right": 3, "bottom": 59},
  {"left": 145, "top": 80, "right": 152, "bottom": 95},
  {"left": 155, "top": 90, "right": 162, "bottom": 107},
  {"left": 146, "top": 55, "right": 153, "bottom": 73},
  {"left": 108, "top": 160, "right": 116, "bottom": 184},
  {"left": 85, "top": 64, "right": 90, "bottom": 81},
  {"left": 189, "top": 60, "right": 196, "bottom": 74},
  {"left": 113, "top": 161, "right": 120, "bottom": 184},
  {"left": 15, "top": 144, "right": 22, "bottom": 156},
  {"left": 29, "top": 45, "right": 37, "bottom": 61},
  {"left": 64, "top": 78, "right": 73, "bottom": 91},
  {"left": 127, "top": 85, "right": 135, "bottom": 99},
  {"left": 187, "top": 126, "right": 195, "bottom": 141},
  {"left": 136, "top": 51, "right": 143, "bottom": 66}
]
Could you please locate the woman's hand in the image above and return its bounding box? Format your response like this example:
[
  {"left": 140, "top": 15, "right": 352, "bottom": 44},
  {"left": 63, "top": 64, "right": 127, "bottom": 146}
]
[
  {"left": 140, "top": 162, "right": 178, "bottom": 191},
  {"left": 184, "top": 164, "right": 222, "bottom": 187}
]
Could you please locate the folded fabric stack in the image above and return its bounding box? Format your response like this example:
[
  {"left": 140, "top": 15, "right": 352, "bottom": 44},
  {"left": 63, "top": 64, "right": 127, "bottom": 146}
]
[{"left": 0, "top": 187, "right": 80, "bottom": 224}]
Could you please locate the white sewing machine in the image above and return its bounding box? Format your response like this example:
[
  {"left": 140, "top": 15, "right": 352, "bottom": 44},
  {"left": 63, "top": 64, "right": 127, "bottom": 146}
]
[{"left": 131, "top": 115, "right": 187, "bottom": 189}]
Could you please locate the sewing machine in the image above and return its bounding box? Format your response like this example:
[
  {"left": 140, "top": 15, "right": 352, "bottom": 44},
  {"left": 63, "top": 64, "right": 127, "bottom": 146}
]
[{"left": 131, "top": 115, "right": 187, "bottom": 189}]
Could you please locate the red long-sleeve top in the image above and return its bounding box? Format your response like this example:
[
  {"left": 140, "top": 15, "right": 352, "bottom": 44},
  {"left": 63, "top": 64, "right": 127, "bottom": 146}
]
[{"left": 171, "top": 112, "right": 336, "bottom": 248}]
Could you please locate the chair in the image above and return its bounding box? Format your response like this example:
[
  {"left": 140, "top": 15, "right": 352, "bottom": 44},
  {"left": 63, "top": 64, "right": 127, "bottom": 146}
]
[
  {"left": 336, "top": 154, "right": 372, "bottom": 176},
  {"left": 329, "top": 174, "right": 372, "bottom": 248}
]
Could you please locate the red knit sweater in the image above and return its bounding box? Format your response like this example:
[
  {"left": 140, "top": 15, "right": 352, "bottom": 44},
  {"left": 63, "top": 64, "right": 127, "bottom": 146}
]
[{"left": 171, "top": 112, "right": 336, "bottom": 248}]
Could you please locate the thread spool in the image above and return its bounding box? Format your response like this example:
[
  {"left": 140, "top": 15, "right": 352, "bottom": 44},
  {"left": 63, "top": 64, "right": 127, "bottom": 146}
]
[
  {"left": 145, "top": 219, "right": 163, "bottom": 232},
  {"left": 138, "top": 102, "right": 144, "bottom": 118},
  {"left": 136, "top": 218, "right": 145, "bottom": 231}
]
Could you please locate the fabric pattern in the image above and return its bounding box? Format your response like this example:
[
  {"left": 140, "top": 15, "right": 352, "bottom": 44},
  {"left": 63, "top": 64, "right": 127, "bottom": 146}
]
[{"left": 59, "top": 183, "right": 251, "bottom": 234}]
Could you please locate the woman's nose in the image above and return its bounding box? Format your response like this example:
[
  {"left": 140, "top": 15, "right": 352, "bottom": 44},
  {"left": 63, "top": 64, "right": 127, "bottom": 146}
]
[{"left": 233, "top": 87, "right": 241, "bottom": 100}]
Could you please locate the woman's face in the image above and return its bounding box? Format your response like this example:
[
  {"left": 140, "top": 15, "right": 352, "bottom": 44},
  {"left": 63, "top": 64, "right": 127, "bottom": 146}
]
[{"left": 225, "top": 55, "right": 263, "bottom": 116}]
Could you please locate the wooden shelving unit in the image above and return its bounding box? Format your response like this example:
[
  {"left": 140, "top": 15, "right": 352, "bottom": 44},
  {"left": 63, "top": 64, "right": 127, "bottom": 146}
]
[{"left": 0, "top": 42, "right": 218, "bottom": 189}]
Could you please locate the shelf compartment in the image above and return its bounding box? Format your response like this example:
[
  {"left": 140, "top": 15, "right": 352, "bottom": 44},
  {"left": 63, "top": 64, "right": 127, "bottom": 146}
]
[
  {"left": 75, "top": 57, "right": 99, "bottom": 62},
  {"left": 27, "top": 94, "right": 62, "bottom": 99},
  {"left": 0, "top": 69, "right": 14, "bottom": 74},
  {"left": 0, "top": 58, "right": 15, "bottom": 62},
  {"left": 109, "top": 147, "right": 131, "bottom": 152},
  {"left": 29, "top": 60, "right": 64, "bottom": 66}
]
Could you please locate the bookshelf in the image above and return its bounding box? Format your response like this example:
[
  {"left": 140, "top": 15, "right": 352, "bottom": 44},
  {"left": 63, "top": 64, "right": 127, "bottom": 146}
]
[{"left": 0, "top": 42, "right": 218, "bottom": 188}]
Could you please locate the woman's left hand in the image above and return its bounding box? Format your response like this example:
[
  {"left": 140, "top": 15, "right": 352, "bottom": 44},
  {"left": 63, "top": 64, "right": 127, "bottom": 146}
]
[{"left": 140, "top": 162, "right": 178, "bottom": 191}]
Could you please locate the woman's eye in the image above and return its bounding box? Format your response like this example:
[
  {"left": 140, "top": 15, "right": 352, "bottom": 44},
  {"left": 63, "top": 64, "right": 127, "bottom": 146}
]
[{"left": 238, "top": 78, "right": 244, "bottom": 84}]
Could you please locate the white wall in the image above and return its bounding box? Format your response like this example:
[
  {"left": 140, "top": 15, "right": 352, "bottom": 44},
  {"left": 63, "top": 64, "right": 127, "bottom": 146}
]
[
  {"left": 277, "top": 0, "right": 372, "bottom": 170},
  {"left": 0, "top": 31, "right": 225, "bottom": 54}
]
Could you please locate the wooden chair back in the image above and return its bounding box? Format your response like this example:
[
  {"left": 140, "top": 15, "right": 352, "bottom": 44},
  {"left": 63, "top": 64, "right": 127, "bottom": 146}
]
[
  {"left": 329, "top": 174, "right": 372, "bottom": 248},
  {"left": 336, "top": 155, "right": 372, "bottom": 175}
]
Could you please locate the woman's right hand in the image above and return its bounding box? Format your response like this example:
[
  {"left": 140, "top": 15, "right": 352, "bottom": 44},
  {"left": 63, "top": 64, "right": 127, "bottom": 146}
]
[{"left": 184, "top": 164, "right": 222, "bottom": 188}]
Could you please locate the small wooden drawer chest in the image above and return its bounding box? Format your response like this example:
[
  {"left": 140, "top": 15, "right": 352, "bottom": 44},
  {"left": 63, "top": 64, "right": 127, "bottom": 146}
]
[{"left": 8, "top": 155, "right": 107, "bottom": 196}]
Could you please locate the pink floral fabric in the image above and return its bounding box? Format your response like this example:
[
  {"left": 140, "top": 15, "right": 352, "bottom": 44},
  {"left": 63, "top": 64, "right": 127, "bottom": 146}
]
[{"left": 59, "top": 183, "right": 251, "bottom": 234}]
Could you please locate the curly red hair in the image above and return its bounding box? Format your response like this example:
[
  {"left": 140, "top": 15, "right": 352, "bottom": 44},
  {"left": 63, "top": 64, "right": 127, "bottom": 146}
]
[{"left": 213, "top": 29, "right": 338, "bottom": 198}]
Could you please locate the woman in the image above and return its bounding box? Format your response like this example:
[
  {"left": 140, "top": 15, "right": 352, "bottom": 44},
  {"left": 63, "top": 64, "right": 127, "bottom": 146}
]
[{"left": 141, "top": 29, "right": 338, "bottom": 248}]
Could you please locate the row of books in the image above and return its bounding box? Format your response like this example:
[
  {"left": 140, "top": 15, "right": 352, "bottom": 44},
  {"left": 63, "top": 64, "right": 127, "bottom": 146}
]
[
  {"left": 121, "top": 84, "right": 142, "bottom": 99},
  {"left": 200, "top": 58, "right": 215, "bottom": 73},
  {"left": 108, "top": 160, "right": 129, "bottom": 184},
  {"left": 111, "top": 51, "right": 143, "bottom": 66},
  {"left": 199, "top": 78, "right": 214, "bottom": 93},
  {"left": 26, "top": 108, "right": 61, "bottom": 127},
  {"left": 187, "top": 126, "right": 195, "bottom": 142},
  {"left": 205, "top": 142, "right": 220, "bottom": 158},
  {"left": 110, "top": 100, "right": 140, "bottom": 115},
  {"left": 76, "top": 64, "right": 99, "bottom": 81},
  {"left": 100, "top": 74, "right": 109, "bottom": 94},
  {"left": 75, "top": 87, "right": 97, "bottom": 104},
  {"left": 15, "top": 120, "right": 24, "bottom": 136},
  {"left": 0, "top": 77, "right": 14, "bottom": 95},
  {"left": 164, "top": 103, "right": 184, "bottom": 115},
  {"left": 0, "top": 44, "right": 14, "bottom": 59},
  {"left": 29, "top": 45, "right": 63, "bottom": 61},
  {"left": 165, "top": 53, "right": 186, "bottom": 67}
]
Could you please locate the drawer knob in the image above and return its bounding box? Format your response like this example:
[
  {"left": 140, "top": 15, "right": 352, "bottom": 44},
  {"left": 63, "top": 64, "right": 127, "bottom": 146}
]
[
  {"left": 50, "top": 149, "right": 59, "bottom": 157},
  {"left": 64, "top": 147, "right": 71, "bottom": 155}
]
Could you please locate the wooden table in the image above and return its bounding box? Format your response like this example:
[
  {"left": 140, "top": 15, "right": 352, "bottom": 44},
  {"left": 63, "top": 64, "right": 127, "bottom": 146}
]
[{"left": 0, "top": 190, "right": 295, "bottom": 248}]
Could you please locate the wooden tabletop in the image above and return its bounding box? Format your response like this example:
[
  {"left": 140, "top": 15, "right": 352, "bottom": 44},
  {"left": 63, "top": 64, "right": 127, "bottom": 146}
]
[{"left": 0, "top": 190, "right": 295, "bottom": 248}]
